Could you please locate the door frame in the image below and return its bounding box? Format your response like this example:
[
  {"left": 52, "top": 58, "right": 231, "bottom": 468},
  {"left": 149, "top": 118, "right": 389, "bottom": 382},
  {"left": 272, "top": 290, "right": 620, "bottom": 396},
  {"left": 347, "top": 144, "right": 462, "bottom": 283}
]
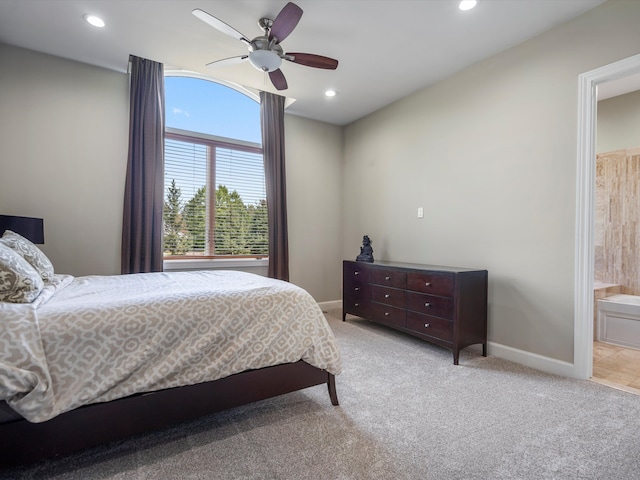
[{"left": 574, "top": 53, "right": 640, "bottom": 379}]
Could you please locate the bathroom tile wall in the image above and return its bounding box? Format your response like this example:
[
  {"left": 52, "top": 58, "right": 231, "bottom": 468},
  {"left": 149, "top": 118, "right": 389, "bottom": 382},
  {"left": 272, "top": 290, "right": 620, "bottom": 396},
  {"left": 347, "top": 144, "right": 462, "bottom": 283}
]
[{"left": 594, "top": 147, "right": 640, "bottom": 296}]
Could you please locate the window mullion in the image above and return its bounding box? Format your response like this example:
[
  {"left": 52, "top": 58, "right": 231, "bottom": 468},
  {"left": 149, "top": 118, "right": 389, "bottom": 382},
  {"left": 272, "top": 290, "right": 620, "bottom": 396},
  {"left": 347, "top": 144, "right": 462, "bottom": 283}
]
[{"left": 206, "top": 145, "right": 216, "bottom": 256}]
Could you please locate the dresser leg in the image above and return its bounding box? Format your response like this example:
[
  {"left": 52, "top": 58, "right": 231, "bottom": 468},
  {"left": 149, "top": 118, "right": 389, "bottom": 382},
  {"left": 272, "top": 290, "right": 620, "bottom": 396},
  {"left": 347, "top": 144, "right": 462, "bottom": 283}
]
[
  {"left": 482, "top": 343, "right": 487, "bottom": 357},
  {"left": 342, "top": 310, "right": 346, "bottom": 321},
  {"left": 453, "top": 350, "right": 459, "bottom": 365}
]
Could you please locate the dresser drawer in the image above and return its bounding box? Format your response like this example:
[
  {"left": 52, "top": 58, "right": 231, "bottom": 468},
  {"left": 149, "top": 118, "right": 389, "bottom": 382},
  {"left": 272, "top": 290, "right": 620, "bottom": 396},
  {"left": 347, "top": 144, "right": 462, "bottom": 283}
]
[
  {"left": 372, "top": 269, "right": 406, "bottom": 289},
  {"left": 407, "top": 272, "right": 454, "bottom": 297},
  {"left": 344, "top": 281, "right": 370, "bottom": 300},
  {"left": 406, "top": 311, "right": 452, "bottom": 342},
  {"left": 406, "top": 291, "right": 453, "bottom": 319},
  {"left": 344, "top": 295, "right": 370, "bottom": 317},
  {"left": 369, "top": 303, "right": 406, "bottom": 328},
  {"left": 372, "top": 285, "right": 405, "bottom": 308},
  {"left": 344, "top": 262, "right": 372, "bottom": 283}
]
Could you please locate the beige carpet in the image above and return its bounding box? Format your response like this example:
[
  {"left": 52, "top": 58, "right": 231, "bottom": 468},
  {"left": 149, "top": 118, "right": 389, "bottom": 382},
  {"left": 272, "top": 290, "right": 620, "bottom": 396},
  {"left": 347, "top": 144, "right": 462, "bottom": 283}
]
[{"left": 4, "top": 309, "right": 640, "bottom": 479}]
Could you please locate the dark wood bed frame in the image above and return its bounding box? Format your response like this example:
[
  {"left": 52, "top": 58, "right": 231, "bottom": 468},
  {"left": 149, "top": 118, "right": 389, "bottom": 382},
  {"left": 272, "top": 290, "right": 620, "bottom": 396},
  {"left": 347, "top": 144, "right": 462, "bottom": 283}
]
[{"left": 0, "top": 360, "right": 338, "bottom": 467}]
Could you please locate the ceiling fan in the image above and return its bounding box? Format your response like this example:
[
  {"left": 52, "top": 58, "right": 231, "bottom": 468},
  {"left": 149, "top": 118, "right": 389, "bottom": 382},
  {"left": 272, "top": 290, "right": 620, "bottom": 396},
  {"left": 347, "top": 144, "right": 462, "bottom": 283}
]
[{"left": 192, "top": 2, "right": 338, "bottom": 91}]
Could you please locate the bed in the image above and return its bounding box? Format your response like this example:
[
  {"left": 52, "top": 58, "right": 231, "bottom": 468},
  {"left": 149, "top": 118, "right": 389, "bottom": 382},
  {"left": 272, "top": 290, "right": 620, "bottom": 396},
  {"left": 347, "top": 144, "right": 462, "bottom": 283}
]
[{"left": 0, "top": 267, "right": 342, "bottom": 466}]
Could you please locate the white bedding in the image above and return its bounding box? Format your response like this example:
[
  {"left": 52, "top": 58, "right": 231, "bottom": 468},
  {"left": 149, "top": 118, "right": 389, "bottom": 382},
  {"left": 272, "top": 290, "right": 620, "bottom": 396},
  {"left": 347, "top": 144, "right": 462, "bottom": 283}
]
[{"left": 0, "top": 270, "right": 342, "bottom": 423}]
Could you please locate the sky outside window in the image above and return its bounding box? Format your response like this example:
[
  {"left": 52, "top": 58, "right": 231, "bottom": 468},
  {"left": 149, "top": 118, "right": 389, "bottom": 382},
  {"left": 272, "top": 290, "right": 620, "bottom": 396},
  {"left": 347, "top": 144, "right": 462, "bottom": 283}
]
[{"left": 165, "top": 76, "right": 261, "bottom": 144}]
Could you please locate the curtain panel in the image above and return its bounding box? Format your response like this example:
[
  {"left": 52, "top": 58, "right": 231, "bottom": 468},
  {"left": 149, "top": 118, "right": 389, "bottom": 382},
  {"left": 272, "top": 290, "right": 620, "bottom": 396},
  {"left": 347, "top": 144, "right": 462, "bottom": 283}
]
[
  {"left": 121, "top": 55, "right": 165, "bottom": 274},
  {"left": 260, "top": 91, "right": 289, "bottom": 281}
]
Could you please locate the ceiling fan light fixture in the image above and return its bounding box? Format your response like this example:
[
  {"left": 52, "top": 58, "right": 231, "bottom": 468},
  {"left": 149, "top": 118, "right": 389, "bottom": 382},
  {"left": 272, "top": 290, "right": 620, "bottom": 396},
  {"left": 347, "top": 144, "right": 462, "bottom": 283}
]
[
  {"left": 248, "top": 50, "right": 282, "bottom": 72},
  {"left": 458, "top": 0, "right": 477, "bottom": 11}
]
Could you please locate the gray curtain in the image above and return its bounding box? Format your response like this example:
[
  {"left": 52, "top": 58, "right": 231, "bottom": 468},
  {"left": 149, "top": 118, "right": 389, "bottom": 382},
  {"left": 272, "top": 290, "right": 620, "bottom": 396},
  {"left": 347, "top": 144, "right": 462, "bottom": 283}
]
[
  {"left": 121, "top": 55, "right": 165, "bottom": 274},
  {"left": 260, "top": 91, "right": 289, "bottom": 281}
]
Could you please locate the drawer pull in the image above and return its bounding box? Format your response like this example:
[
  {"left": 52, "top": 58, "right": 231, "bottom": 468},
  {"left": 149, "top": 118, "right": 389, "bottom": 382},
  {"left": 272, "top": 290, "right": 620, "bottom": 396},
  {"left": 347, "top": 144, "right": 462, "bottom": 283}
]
[
  {"left": 425, "top": 302, "right": 431, "bottom": 307},
  {"left": 354, "top": 271, "right": 359, "bottom": 275},
  {"left": 385, "top": 276, "right": 391, "bottom": 280},
  {"left": 425, "top": 282, "right": 431, "bottom": 287},
  {"left": 354, "top": 287, "right": 360, "bottom": 291},
  {"left": 384, "top": 312, "right": 390, "bottom": 316},
  {"left": 354, "top": 303, "right": 359, "bottom": 307},
  {"left": 384, "top": 294, "right": 390, "bottom": 298},
  {"left": 424, "top": 323, "right": 430, "bottom": 328}
]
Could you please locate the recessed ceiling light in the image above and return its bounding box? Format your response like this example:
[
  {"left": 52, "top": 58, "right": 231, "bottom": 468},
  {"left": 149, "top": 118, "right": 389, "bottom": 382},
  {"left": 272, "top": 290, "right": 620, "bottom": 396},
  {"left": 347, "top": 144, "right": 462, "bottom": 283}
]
[
  {"left": 459, "top": 0, "right": 477, "bottom": 11},
  {"left": 84, "top": 14, "right": 105, "bottom": 28},
  {"left": 325, "top": 90, "right": 337, "bottom": 97}
]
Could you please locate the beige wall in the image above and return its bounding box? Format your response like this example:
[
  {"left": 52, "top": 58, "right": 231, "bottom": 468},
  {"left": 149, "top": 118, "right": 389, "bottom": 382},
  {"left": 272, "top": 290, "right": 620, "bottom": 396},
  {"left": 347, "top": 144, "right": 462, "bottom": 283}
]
[
  {"left": 343, "top": 0, "right": 640, "bottom": 364},
  {"left": 0, "top": 43, "right": 344, "bottom": 303},
  {"left": 0, "top": 44, "right": 129, "bottom": 276},
  {"left": 597, "top": 89, "right": 640, "bottom": 153},
  {"left": 285, "top": 115, "right": 343, "bottom": 302}
]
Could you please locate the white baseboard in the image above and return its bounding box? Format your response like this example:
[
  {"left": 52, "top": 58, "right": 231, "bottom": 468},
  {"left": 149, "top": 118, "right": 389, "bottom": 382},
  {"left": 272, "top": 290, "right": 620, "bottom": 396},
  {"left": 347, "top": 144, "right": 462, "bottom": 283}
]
[
  {"left": 488, "top": 342, "right": 577, "bottom": 378},
  {"left": 318, "top": 300, "right": 342, "bottom": 312},
  {"left": 319, "top": 299, "right": 578, "bottom": 378}
]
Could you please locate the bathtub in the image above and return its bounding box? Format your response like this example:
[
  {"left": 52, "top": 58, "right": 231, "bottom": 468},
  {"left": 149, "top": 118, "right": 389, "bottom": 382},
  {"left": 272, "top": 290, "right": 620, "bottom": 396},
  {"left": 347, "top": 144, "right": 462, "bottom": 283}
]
[{"left": 597, "top": 294, "right": 640, "bottom": 350}]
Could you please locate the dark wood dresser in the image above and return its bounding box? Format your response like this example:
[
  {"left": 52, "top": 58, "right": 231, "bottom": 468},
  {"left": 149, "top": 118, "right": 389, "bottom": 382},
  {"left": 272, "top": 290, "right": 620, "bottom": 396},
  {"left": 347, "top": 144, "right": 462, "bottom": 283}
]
[{"left": 343, "top": 260, "right": 488, "bottom": 365}]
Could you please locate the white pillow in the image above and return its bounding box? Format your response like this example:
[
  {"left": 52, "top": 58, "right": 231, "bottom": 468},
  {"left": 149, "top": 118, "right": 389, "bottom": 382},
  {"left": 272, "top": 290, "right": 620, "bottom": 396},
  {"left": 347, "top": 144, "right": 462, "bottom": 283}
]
[
  {"left": 0, "top": 230, "right": 54, "bottom": 283},
  {"left": 0, "top": 243, "right": 44, "bottom": 303}
]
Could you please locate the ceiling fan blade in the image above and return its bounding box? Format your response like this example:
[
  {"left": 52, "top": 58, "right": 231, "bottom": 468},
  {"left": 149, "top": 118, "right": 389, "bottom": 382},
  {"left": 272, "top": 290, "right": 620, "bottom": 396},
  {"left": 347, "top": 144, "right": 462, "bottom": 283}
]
[
  {"left": 206, "top": 55, "right": 249, "bottom": 68},
  {"left": 192, "top": 8, "right": 250, "bottom": 45},
  {"left": 269, "top": 2, "right": 303, "bottom": 43},
  {"left": 285, "top": 53, "right": 338, "bottom": 70},
  {"left": 269, "top": 69, "right": 288, "bottom": 91}
]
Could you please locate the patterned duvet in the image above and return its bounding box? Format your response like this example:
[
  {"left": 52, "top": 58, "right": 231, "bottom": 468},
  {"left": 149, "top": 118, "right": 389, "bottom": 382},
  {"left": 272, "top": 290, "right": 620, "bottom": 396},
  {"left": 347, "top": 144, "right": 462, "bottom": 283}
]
[{"left": 0, "top": 270, "right": 342, "bottom": 423}]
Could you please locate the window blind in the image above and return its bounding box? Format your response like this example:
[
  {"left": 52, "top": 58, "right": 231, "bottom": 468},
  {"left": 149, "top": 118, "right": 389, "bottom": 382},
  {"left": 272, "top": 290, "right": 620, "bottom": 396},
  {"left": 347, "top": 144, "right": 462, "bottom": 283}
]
[{"left": 163, "top": 131, "right": 267, "bottom": 258}]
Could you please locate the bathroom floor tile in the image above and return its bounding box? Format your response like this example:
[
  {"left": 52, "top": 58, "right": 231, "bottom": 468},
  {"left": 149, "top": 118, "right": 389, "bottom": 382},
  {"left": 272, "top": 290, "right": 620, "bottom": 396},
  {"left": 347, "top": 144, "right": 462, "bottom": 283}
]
[
  {"left": 598, "top": 359, "right": 640, "bottom": 377},
  {"left": 592, "top": 341, "right": 640, "bottom": 396},
  {"left": 615, "top": 347, "right": 640, "bottom": 362},
  {"left": 593, "top": 343, "right": 620, "bottom": 361},
  {"left": 593, "top": 366, "right": 633, "bottom": 386}
]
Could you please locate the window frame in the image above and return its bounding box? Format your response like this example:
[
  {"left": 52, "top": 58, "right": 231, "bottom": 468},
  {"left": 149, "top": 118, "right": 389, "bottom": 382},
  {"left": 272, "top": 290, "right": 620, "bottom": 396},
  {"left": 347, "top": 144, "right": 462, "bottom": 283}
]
[
  {"left": 163, "top": 127, "right": 267, "bottom": 262},
  {"left": 162, "top": 71, "right": 267, "bottom": 269}
]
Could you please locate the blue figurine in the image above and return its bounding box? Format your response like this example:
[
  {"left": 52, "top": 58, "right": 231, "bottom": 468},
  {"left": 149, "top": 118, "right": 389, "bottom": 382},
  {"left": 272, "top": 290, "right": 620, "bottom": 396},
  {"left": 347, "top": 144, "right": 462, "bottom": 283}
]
[{"left": 356, "top": 235, "right": 374, "bottom": 262}]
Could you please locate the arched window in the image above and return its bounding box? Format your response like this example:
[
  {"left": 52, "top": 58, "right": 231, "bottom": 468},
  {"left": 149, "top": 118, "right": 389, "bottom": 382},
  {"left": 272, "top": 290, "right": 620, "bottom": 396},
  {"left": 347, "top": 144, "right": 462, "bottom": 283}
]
[{"left": 163, "top": 75, "right": 267, "bottom": 262}]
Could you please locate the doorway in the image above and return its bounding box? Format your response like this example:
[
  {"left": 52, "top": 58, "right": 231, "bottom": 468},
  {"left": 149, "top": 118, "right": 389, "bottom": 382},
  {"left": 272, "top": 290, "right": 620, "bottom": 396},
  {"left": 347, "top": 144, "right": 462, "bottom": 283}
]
[{"left": 575, "top": 53, "right": 640, "bottom": 380}]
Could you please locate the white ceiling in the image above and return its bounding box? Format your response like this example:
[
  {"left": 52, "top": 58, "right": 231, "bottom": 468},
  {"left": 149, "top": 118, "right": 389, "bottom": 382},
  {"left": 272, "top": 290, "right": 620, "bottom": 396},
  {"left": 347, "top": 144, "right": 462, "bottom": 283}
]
[{"left": 0, "top": 0, "right": 609, "bottom": 126}]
